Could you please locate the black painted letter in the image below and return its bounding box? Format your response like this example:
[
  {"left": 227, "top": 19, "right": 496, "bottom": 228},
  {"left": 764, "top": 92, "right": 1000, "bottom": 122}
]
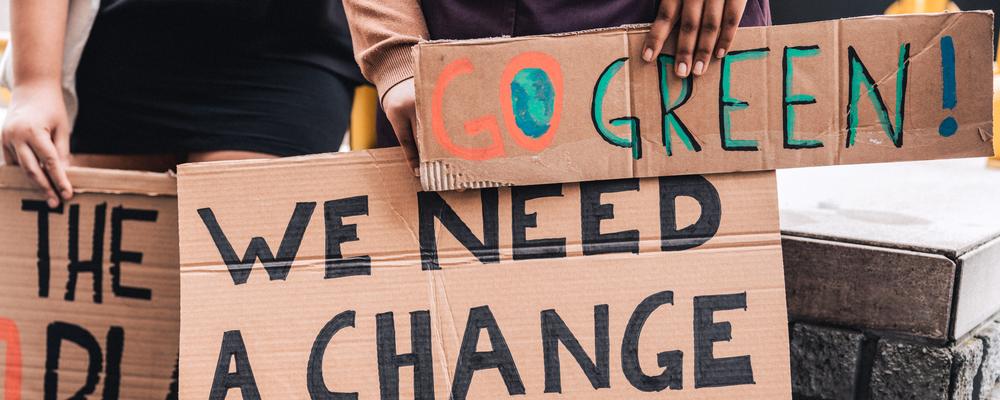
[
  {"left": 659, "top": 176, "right": 721, "bottom": 251},
  {"left": 102, "top": 327, "right": 125, "bottom": 399},
  {"left": 21, "top": 200, "right": 62, "bottom": 298},
  {"left": 308, "top": 311, "right": 358, "bottom": 399},
  {"left": 621, "top": 291, "right": 683, "bottom": 392},
  {"left": 210, "top": 330, "right": 261, "bottom": 400},
  {"left": 376, "top": 311, "right": 434, "bottom": 400},
  {"left": 418, "top": 189, "right": 499, "bottom": 270},
  {"left": 66, "top": 204, "right": 106, "bottom": 303},
  {"left": 324, "top": 196, "right": 371, "bottom": 279},
  {"left": 198, "top": 203, "right": 316, "bottom": 285},
  {"left": 44, "top": 322, "right": 103, "bottom": 400},
  {"left": 694, "top": 293, "right": 755, "bottom": 388},
  {"left": 581, "top": 179, "right": 640, "bottom": 255},
  {"left": 452, "top": 306, "right": 524, "bottom": 400},
  {"left": 111, "top": 206, "right": 157, "bottom": 300},
  {"left": 541, "top": 305, "right": 610, "bottom": 393},
  {"left": 512, "top": 184, "right": 566, "bottom": 260}
]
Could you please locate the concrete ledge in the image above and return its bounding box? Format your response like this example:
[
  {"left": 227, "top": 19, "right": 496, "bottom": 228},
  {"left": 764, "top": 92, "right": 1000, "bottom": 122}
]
[
  {"left": 955, "top": 237, "right": 1000, "bottom": 339},
  {"left": 784, "top": 236, "right": 956, "bottom": 341},
  {"left": 780, "top": 159, "right": 1000, "bottom": 342}
]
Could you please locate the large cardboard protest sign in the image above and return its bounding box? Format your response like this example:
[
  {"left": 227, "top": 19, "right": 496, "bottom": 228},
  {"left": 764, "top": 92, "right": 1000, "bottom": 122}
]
[
  {"left": 0, "top": 167, "right": 179, "bottom": 399},
  {"left": 414, "top": 12, "right": 995, "bottom": 190},
  {"left": 177, "top": 149, "right": 790, "bottom": 399}
]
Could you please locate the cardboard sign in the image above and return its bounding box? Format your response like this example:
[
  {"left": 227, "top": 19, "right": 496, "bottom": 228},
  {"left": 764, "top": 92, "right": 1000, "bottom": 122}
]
[
  {"left": 177, "top": 149, "right": 790, "bottom": 399},
  {"left": 0, "top": 167, "right": 179, "bottom": 399},
  {"left": 414, "top": 12, "right": 995, "bottom": 191}
]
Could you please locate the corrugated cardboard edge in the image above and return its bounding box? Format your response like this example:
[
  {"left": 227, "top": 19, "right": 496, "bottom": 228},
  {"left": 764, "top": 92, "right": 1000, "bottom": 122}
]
[
  {"left": 414, "top": 11, "right": 995, "bottom": 191},
  {"left": 419, "top": 160, "right": 508, "bottom": 191},
  {"left": 0, "top": 165, "right": 177, "bottom": 197}
]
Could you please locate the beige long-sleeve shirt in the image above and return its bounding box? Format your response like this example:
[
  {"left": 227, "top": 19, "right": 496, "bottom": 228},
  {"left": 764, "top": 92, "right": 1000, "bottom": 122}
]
[{"left": 343, "top": 0, "right": 427, "bottom": 102}]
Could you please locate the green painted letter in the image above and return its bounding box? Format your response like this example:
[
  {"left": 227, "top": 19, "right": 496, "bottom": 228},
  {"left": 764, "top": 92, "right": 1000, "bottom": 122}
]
[
  {"left": 592, "top": 57, "right": 642, "bottom": 160},
  {"left": 719, "top": 48, "right": 770, "bottom": 151},
  {"left": 657, "top": 55, "right": 701, "bottom": 156},
  {"left": 782, "top": 46, "right": 824, "bottom": 149},
  {"left": 845, "top": 44, "right": 910, "bottom": 148}
]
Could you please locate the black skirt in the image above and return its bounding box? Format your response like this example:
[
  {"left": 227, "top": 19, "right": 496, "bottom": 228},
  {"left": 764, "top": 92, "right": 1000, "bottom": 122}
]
[{"left": 71, "top": 1, "right": 361, "bottom": 157}]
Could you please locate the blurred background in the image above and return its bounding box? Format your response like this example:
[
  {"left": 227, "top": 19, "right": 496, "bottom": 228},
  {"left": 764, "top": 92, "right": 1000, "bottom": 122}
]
[
  {"left": 772, "top": 0, "right": 1000, "bottom": 48},
  {"left": 0, "top": 1, "right": 994, "bottom": 47},
  {"left": 0, "top": 0, "right": 994, "bottom": 157},
  {"left": 3, "top": 1, "right": 996, "bottom": 40}
]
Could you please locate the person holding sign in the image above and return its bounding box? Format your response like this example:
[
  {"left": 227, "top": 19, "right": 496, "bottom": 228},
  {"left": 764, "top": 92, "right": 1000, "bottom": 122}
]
[
  {"left": 1, "top": 0, "right": 364, "bottom": 208},
  {"left": 344, "top": 0, "right": 770, "bottom": 160}
]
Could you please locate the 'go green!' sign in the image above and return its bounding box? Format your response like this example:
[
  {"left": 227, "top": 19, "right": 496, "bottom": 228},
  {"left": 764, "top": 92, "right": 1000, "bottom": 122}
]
[{"left": 414, "top": 12, "right": 995, "bottom": 191}]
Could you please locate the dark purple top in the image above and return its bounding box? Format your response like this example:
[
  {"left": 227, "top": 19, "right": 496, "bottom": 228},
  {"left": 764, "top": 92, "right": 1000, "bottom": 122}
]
[{"left": 420, "top": 0, "right": 771, "bottom": 40}]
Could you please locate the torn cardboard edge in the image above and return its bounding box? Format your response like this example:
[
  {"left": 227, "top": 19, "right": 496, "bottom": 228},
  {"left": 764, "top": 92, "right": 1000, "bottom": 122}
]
[
  {"left": 0, "top": 165, "right": 177, "bottom": 196},
  {"left": 414, "top": 11, "right": 995, "bottom": 191}
]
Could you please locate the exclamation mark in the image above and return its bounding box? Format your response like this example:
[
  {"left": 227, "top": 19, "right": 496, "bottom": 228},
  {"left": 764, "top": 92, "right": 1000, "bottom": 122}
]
[{"left": 939, "top": 35, "right": 958, "bottom": 137}]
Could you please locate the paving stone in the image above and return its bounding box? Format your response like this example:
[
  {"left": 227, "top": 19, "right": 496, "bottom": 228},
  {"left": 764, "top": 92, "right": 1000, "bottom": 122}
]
[
  {"left": 950, "top": 336, "right": 984, "bottom": 400},
  {"left": 790, "top": 324, "right": 864, "bottom": 400},
  {"left": 975, "top": 321, "right": 1000, "bottom": 399},
  {"left": 869, "top": 339, "right": 952, "bottom": 400},
  {"left": 778, "top": 159, "right": 1000, "bottom": 258}
]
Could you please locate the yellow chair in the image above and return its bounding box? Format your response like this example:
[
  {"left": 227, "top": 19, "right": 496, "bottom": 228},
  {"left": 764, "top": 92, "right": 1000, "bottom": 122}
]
[
  {"left": 349, "top": 85, "right": 378, "bottom": 151},
  {"left": 0, "top": 33, "right": 9, "bottom": 106},
  {"left": 885, "top": 0, "right": 959, "bottom": 14}
]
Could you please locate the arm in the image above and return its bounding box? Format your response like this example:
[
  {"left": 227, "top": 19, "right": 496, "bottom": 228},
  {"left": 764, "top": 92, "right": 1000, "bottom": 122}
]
[
  {"left": 343, "top": 0, "right": 427, "bottom": 100},
  {"left": 343, "top": 0, "right": 428, "bottom": 161},
  {"left": 2, "top": 0, "right": 73, "bottom": 207}
]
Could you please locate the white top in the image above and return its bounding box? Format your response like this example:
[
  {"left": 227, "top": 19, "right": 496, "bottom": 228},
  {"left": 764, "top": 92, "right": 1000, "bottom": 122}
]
[{"left": 0, "top": 0, "right": 100, "bottom": 124}]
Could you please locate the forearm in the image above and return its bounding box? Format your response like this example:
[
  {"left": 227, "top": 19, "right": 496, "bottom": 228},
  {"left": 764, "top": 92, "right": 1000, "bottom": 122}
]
[
  {"left": 343, "top": 0, "right": 428, "bottom": 101},
  {"left": 10, "top": 0, "right": 68, "bottom": 89}
]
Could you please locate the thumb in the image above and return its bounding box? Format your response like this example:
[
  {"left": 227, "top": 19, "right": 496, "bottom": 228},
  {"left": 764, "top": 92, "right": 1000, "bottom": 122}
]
[
  {"left": 53, "top": 119, "right": 70, "bottom": 164},
  {"left": 394, "top": 114, "right": 420, "bottom": 174}
]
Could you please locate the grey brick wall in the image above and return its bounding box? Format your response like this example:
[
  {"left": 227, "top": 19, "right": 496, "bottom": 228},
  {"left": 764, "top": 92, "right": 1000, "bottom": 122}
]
[{"left": 791, "top": 319, "right": 1000, "bottom": 400}]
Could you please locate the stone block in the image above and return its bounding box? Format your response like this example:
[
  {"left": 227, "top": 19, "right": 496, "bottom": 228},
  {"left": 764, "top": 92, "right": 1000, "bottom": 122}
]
[
  {"left": 976, "top": 321, "right": 1000, "bottom": 399},
  {"left": 790, "top": 323, "right": 864, "bottom": 400},
  {"left": 869, "top": 339, "right": 952, "bottom": 400},
  {"left": 950, "top": 336, "right": 984, "bottom": 400}
]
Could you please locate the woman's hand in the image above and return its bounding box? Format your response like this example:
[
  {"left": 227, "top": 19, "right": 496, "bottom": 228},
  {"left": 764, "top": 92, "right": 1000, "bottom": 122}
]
[
  {"left": 382, "top": 78, "right": 419, "bottom": 168},
  {"left": 2, "top": 82, "right": 73, "bottom": 207},
  {"left": 642, "top": 0, "right": 748, "bottom": 78}
]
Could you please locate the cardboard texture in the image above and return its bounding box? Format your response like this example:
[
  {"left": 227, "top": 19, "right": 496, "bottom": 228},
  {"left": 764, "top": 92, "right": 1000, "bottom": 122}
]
[
  {"left": 414, "top": 12, "right": 995, "bottom": 191},
  {"left": 177, "top": 148, "right": 790, "bottom": 399},
  {"left": 0, "top": 166, "right": 179, "bottom": 399}
]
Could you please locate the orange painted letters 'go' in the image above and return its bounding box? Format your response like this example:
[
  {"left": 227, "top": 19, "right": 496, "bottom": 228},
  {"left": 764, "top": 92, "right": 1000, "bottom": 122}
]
[{"left": 431, "top": 52, "right": 564, "bottom": 160}]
